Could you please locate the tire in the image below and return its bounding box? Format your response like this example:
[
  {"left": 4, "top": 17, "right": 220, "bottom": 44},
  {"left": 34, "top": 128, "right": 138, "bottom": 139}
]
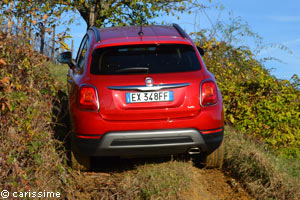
[
  {"left": 71, "top": 139, "right": 91, "bottom": 171},
  {"left": 193, "top": 140, "right": 224, "bottom": 169},
  {"left": 204, "top": 140, "right": 224, "bottom": 168}
]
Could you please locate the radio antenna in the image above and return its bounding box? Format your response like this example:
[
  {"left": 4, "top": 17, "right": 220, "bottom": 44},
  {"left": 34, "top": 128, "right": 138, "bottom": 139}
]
[
  {"left": 138, "top": 24, "right": 143, "bottom": 36},
  {"left": 138, "top": 4, "right": 144, "bottom": 36}
]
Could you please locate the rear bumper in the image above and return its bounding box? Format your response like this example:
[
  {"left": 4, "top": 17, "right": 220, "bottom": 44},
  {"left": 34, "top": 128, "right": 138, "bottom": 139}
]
[{"left": 73, "top": 128, "right": 223, "bottom": 157}]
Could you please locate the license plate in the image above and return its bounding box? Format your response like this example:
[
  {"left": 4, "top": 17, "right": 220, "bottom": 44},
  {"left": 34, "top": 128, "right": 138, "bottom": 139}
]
[{"left": 126, "top": 91, "right": 174, "bottom": 103}]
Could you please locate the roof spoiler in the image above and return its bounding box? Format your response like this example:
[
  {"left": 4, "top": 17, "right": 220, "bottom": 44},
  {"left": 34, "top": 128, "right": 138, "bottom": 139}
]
[
  {"left": 89, "top": 26, "right": 101, "bottom": 42},
  {"left": 172, "top": 23, "right": 187, "bottom": 39}
]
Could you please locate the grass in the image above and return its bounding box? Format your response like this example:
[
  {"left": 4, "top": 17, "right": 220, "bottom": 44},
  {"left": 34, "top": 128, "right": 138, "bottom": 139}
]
[
  {"left": 48, "top": 62, "right": 68, "bottom": 90},
  {"left": 223, "top": 126, "right": 300, "bottom": 199},
  {"left": 66, "top": 158, "right": 195, "bottom": 200},
  {"left": 121, "top": 159, "right": 193, "bottom": 200},
  {"left": 276, "top": 154, "right": 300, "bottom": 178}
]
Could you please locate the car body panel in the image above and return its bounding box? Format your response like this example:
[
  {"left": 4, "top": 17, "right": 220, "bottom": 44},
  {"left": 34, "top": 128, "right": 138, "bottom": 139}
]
[{"left": 88, "top": 71, "right": 204, "bottom": 121}]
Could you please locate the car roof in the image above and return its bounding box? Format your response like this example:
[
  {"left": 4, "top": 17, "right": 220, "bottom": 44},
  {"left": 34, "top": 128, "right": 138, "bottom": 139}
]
[{"left": 90, "top": 24, "right": 192, "bottom": 46}]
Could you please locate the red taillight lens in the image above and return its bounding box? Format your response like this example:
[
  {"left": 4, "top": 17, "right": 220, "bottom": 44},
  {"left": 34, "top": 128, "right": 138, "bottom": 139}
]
[
  {"left": 78, "top": 85, "right": 99, "bottom": 111},
  {"left": 200, "top": 80, "right": 218, "bottom": 106}
]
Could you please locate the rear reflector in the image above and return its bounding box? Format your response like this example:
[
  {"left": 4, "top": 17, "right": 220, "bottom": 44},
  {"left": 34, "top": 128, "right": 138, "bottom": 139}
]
[
  {"left": 200, "top": 80, "right": 218, "bottom": 107},
  {"left": 77, "top": 135, "right": 102, "bottom": 139},
  {"left": 201, "top": 128, "right": 223, "bottom": 134},
  {"left": 78, "top": 85, "right": 99, "bottom": 111}
]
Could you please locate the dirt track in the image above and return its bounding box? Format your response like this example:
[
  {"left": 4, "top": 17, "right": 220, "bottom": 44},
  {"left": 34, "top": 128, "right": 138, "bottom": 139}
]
[
  {"left": 68, "top": 157, "right": 252, "bottom": 200},
  {"left": 184, "top": 167, "right": 252, "bottom": 200}
]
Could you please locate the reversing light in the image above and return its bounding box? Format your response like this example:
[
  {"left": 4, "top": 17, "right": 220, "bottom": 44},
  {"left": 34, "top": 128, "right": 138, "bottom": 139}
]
[
  {"left": 78, "top": 85, "right": 99, "bottom": 111},
  {"left": 200, "top": 80, "right": 218, "bottom": 107}
]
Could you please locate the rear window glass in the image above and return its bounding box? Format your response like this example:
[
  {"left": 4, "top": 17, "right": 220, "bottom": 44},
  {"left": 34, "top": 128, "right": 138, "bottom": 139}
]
[{"left": 90, "top": 44, "right": 201, "bottom": 75}]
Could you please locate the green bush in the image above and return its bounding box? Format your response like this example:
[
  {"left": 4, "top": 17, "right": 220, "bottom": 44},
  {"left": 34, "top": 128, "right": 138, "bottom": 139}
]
[{"left": 194, "top": 36, "right": 300, "bottom": 157}]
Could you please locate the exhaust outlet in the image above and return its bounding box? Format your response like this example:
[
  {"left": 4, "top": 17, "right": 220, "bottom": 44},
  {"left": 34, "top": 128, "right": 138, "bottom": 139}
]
[{"left": 188, "top": 147, "right": 201, "bottom": 155}]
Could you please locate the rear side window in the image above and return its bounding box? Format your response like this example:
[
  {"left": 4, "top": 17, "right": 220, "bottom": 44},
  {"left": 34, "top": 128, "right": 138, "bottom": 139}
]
[{"left": 90, "top": 44, "right": 201, "bottom": 75}]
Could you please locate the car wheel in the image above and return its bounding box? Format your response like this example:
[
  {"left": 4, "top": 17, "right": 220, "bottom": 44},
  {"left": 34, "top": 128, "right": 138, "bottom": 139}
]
[
  {"left": 71, "top": 139, "right": 91, "bottom": 171},
  {"left": 204, "top": 140, "right": 224, "bottom": 168},
  {"left": 193, "top": 140, "right": 224, "bottom": 168}
]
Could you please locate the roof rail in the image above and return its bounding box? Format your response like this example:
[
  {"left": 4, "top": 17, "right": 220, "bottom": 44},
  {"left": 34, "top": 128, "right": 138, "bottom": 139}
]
[
  {"left": 89, "top": 26, "right": 101, "bottom": 42},
  {"left": 172, "top": 23, "right": 187, "bottom": 39}
]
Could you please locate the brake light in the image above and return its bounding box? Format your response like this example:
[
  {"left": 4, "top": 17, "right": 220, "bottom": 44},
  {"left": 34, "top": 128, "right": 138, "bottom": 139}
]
[
  {"left": 78, "top": 85, "right": 99, "bottom": 111},
  {"left": 200, "top": 80, "right": 218, "bottom": 107}
]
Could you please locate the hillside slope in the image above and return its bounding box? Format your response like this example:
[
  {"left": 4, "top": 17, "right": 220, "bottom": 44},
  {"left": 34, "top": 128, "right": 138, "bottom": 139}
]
[
  {"left": 1, "top": 30, "right": 299, "bottom": 199},
  {"left": 0, "top": 31, "right": 72, "bottom": 195}
]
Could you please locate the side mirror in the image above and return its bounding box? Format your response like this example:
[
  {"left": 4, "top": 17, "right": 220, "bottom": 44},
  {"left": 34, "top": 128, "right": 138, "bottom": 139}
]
[
  {"left": 197, "top": 47, "right": 205, "bottom": 56},
  {"left": 57, "top": 52, "right": 75, "bottom": 68}
]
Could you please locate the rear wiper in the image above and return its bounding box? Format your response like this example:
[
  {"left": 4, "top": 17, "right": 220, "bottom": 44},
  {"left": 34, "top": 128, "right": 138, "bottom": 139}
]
[{"left": 115, "top": 67, "right": 149, "bottom": 74}]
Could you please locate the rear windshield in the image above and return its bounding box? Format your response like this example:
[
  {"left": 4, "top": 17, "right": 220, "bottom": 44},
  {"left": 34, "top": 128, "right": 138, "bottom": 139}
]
[{"left": 90, "top": 44, "right": 201, "bottom": 75}]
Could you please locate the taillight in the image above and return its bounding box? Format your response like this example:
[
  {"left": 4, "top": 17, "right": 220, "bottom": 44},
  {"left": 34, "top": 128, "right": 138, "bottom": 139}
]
[
  {"left": 78, "top": 85, "right": 99, "bottom": 111},
  {"left": 200, "top": 80, "right": 218, "bottom": 107}
]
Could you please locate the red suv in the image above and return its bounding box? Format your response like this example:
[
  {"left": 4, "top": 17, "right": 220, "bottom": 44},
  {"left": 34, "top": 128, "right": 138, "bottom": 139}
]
[{"left": 58, "top": 24, "right": 224, "bottom": 170}]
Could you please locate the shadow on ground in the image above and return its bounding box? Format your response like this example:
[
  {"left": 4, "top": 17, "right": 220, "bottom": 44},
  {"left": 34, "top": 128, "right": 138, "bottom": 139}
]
[
  {"left": 92, "top": 155, "right": 191, "bottom": 173},
  {"left": 52, "top": 90, "right": 71, "bottom": 155}
]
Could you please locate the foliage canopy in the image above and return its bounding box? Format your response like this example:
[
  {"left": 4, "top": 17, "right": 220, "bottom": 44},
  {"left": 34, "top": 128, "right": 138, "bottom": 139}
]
[{"left": 71, "top": 0, "right": 201, "bottom": 28}]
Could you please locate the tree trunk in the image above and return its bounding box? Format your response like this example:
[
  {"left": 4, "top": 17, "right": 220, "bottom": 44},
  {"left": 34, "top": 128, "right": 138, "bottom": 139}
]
[
  {"left": 71, "top": 39, "right": 74, "bottom": 57},
  {"left": 51, "top": 25, "right": 56, "bottom": 61},
  {"left": 89, "top": 1, "right": 96, "bottom": 27},
  {"left": 7, "top": 1, "right": 14, "bottom": 36},
  {"left": 40, "top": 25, "right": 45, "bottom": 54},
  {"left": 46, "top": 42, "right": 50, "bottom": 57},
  {"left": 22, "top": 20, "right": 27, "bottom": 38},
  {"left": 30, "top": 29, "right": 35, "bottom": 51},
  {"left": 15, "top": 18, "right": 20, "bottom": 37},
  {"left": 40, "top": 34, "right": 45, "bottom": 54}
]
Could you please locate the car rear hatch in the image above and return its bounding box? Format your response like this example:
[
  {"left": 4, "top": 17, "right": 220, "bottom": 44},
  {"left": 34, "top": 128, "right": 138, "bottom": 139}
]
[{"left": 90, "top": 44, "right": 204, "bottom": 121}]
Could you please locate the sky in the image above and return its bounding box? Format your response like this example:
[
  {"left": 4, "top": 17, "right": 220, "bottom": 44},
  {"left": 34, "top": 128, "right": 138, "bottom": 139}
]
[
  {"left": 219, "top": 0, "right": 300, "bottom": 80},
  {"left": 59, "top": 0, "right": 300, "bottom": 80}
]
